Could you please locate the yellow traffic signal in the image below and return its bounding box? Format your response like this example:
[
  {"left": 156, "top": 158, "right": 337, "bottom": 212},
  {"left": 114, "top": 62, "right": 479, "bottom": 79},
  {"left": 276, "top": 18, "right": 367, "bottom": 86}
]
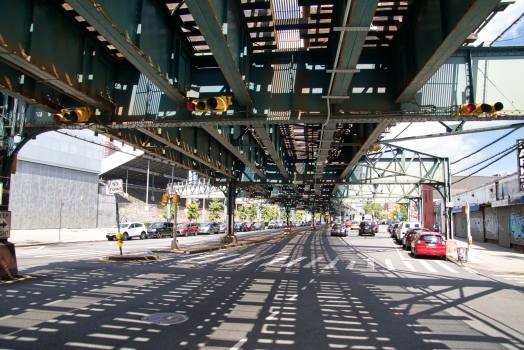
[
  {"left": 53, "top": 106, "right": 92, "bottom": 123},
  {"left": 171, "top": 193, "right": 180, "bottom": 204},
  {"left": 368, "top": 144, "right": 382, "bottom": 152},
  {"left": 162, "top": 193, "right": 169, "bottom": 204},
  {"left": 455, "top": 102, "right": 503, "bottom": 117},
  {"left": 187, "top": 96, "right": 233, "bottom": 113}
]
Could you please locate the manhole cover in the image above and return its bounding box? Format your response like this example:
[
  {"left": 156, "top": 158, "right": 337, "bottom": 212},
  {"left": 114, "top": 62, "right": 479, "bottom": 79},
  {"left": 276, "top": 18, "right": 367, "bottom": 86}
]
[{"left": 142, "top": 313, "right": 189, "bottom": 325}]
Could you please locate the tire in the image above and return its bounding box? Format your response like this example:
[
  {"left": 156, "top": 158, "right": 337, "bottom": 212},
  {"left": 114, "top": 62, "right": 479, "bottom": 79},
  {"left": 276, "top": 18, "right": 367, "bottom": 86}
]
[
  {"left": 402, "top": 243, "right": 406, "bottom": 250},
  {"left": 122, "top": 232, "right": 129, "bottom": 241},
  {"left": 140, "top": 232, "right": 146, "bottom": 240}
]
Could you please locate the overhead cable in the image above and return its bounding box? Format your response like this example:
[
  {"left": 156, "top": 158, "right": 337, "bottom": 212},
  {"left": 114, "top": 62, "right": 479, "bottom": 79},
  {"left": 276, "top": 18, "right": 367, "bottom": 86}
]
[
  {"left": 452, "top": 146, "right": 517, "bottom": 184},
  {"left": 451, "top": 128, "right": 518, "bottom": 164}
]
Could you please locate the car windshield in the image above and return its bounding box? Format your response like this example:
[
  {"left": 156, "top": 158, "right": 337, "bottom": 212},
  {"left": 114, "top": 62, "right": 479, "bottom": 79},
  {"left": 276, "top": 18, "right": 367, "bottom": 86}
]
[
  {"left": 332, "top": 224, "right": 341, "bottom": 229},
  {"left": 119, "top": 224, "right": 130, "bottom": 229},
  {"left": 420, "top": 235, "right": 443, "bottom": 243},
  {"left": 177, "top": 224, "right": 187, "bottom": 228},
  {"left": 201, "top": 223, "right": 211, "bottom": 227},
  {"left": 149, "top": 222, "right": 164, "bottom": 228}
]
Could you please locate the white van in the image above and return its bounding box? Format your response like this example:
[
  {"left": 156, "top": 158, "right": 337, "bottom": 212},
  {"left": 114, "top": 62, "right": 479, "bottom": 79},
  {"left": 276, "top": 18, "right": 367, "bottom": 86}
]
[{"left": 395, "top": 221, "right": 422, "bottom": 243}]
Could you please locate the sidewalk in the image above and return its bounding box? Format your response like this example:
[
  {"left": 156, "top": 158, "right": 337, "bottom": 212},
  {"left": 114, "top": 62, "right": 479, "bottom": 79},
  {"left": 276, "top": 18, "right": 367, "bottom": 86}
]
[
  {"left": 448, "top": 236, "right": 524, "bottom": 274},
  {"left": 8, "top": 228, "right": 110, "bottom": 246}
]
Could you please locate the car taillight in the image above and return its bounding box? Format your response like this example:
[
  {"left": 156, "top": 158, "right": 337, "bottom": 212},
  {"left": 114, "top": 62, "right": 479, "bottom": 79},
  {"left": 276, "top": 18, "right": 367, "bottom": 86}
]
[
  {"left": 441, "top": 241, "right": 446, "bottom": 246},
  {"left": 416, "top": 240, "right": 421, "bottom": 245}
]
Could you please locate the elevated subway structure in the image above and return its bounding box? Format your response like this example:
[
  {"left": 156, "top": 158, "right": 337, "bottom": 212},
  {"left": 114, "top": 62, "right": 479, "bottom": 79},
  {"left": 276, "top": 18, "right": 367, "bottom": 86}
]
[{"left": 0, "top": 0, "right": 523, "bottom": 275}]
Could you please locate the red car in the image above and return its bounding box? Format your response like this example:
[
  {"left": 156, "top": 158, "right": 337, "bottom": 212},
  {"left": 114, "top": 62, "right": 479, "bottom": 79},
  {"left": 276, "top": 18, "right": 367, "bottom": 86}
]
[
  {"left": 403, "top": 228, "right": 430, "bottom": 250},
  {"left": 176, "top": 223, "right": 199, "bottom": 236},
  {"left": 245, "top": 223, "right": 256, "bottom": 231},
  {"left": 411, "top": 232, "right": 446, "bottom": 259}
]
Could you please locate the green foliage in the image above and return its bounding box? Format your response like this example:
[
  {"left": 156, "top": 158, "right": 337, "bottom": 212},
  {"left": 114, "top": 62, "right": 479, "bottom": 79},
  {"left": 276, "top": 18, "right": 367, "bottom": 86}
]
[
  {"left": 247, "top": 204, "right": 258, "bottom": 222},
  {"left": 261, "top": 207, "right": 278, "bottom": 222},
  {"left": 295, "top": 210, "right": 305, "bottom": 221},
  {"left": 235, "top": 204, "right": 249, "bottom": 221},
  {"left": 162, "top": 203, "right": 175, "bottom": 220},
  {"left": 363, "top": 203, "right": 385, "bottom": 219},
  {"left": 209, "top": 199, "right": 223, "bottom": 222},
  {"left": 186, "top": 198, "right": 200, "bottom": 221},
  {"left": 144, "top": 222, "right": 151, "bottom": 228},
  {"left": 395, "top": 204, "right": 408, "bottom": 221}
]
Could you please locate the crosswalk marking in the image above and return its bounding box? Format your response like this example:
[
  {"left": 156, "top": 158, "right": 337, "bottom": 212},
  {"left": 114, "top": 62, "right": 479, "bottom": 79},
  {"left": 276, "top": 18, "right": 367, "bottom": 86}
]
[
  {"left": 241, "top": 254, "right": 276, "bottom": 266},
  {"left": 218, "top": 254, "right": 255, "bottom": 265},
  {"left": 385, "top": 259, "right": 395, "bottom": 270},
  {"left": 346, "top": 261, "right": 356, "bottom": 270},
  {"left": 435, "top": 260, "right": 458, "bottom": 273},
  {"left": 403, "top": 261, "right": 417, "bottom": 272},
  {"left": 303, "top": 258, "right": 323, "bottom": 268},
  {"left": 323, "top": 257, "right": 340, "bottom": 269},
  {"left": 33, "top": 250, "right": 116, "bottom": 258},
  {"left": 260, "top": 256, "right": 289, "bottom": 267},
  {"left": 282, "top": 257, "right": 307, "bottom": 267},
  {"left": 419, "top": 260, "right": 438, "bottom": 272},
  {"left": 196, "top": 254, "right": 239, "bottom": 264},
  {"left": 367, "top": 258, "right": 374, "bottom": 270},
  {"left": 178, "top": 253, "right": 224, "bottom": 264}
]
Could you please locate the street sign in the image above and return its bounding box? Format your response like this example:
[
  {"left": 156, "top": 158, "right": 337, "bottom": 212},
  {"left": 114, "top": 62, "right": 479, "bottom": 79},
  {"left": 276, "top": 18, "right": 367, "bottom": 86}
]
[
  {"left": 108, "top": 179, "right": 124, "bottom": 194},
  {"left": 0, "top": 211, "right": 11, "bottom": 239},
  {"left": 517, "top": 139, "right": 524, "bottom": 191}
]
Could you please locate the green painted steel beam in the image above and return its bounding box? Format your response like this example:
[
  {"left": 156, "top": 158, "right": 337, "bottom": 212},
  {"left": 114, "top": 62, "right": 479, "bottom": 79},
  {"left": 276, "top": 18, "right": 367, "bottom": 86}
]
[
  {"left": 185, "top": 0, "right": 253, "bottom": 107},
  {"left": 395, "top": 0, "right": 501, "bottom": 103},
  {"left": 0, "top": 0, "right": 116, "bottom": 112},
  {"left": 329, "top": 0, "right": 379, "bottom": 104},
  {"left": 65, "top": 0, "right": 187, "bottom": 105}
]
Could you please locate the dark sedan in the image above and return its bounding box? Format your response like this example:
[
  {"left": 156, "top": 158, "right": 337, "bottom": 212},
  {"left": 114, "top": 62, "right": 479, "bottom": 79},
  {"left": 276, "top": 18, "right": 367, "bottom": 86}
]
[
  {"left": 234, "top": 222, "right": 248, "bottom": 232},
  {"left": 147, "top": 222, "right": 174, "bottom": 238},
  {"left": 330, "top": 224, "right": 348, "bottom": 237},
  {"left": 359, "top": 221, "right": 376, "bottom": 236}
]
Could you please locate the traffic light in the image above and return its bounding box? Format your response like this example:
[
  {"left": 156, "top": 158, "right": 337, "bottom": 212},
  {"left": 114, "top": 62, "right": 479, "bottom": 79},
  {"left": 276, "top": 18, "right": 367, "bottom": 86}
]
[
  {"left": 368, "top": 144, "right": 382, "bottom": 152},
  {"left": 171, "top": 193, "right": 179, "bottom": 204},
  {"left": 53, "top": 107, "right": 92, "bottom": 123},
  {"left": 187, "top": 96, "right": 233, "bottom": 113},
  {"left": 455, "top": 102, "right": 503, "bottom": 117},
  {"left": 161, "top": 193, "right": 169, "bottom": 204}
]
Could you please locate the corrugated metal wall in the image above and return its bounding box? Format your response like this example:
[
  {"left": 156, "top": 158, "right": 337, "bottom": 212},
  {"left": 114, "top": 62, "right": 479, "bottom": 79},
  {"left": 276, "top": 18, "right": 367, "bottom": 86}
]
[
  {"left": 97, "top": 194, "right": 116, "bottom": 229},
  {"left": 9, "top": 160, "right": 98, "bottom": 229}
]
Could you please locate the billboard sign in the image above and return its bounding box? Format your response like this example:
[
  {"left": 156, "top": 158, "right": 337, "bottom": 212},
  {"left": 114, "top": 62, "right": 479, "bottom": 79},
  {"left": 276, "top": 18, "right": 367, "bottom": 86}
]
[{"left": 518, "top": 139, "right": 524, "bottom": 191}]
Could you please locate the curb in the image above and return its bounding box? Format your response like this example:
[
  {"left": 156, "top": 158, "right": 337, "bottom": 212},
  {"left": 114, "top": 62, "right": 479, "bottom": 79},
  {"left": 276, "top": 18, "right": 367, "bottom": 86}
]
[{"left": 103, "top": 255, "right": 160, "bottom": 261}]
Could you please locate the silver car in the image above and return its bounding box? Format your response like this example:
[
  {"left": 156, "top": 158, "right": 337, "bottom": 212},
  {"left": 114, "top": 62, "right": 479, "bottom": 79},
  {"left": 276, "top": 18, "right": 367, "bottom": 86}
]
[{"left": 198, "top": 222, "right": 219, "bottom": 235}]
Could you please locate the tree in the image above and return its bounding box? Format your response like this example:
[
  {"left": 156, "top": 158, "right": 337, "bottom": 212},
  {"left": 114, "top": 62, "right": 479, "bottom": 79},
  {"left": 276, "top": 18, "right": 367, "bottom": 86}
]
[
  {"left": 162, "top": 203, "right": 176, "bottom": 220},
  {"left": 247, "top": 205, "right": 258, "bottom": 222},
  {"left": 235, "top": 204, "right": 250, "bottom": 221},
  {"left": 396, "top": 204, "right": 408, "bottom": 221},
  {"left": 208, "top": 199, "right": 223, "bottom": 222},
  {"left": 261, "top": 207, "right": 278, "bottom": 222},
  {"left": 363, "top": 203, "right": 385, "bottom": 219},
  {"left": 296, "top": 210, "right": 305, "bottom": 221},
  {"left": 186, "top": 198, "right": 200, "bottom": 222}
]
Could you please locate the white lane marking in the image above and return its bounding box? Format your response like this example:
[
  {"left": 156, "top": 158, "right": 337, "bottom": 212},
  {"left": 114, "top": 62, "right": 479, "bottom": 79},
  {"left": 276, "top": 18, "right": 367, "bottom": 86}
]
[
  {"left": 282, "top": 257, "right": 307, "bottom": 267},
  {"left": 419, "top": 260, "right": 438, "bottom": 273},
  {"left": 218, "top": 254, "right": 255, "bottom": 265},
  {"left": 390, "top": 236, "right": 407, "bottom": 260},
  {"left": 309, "top": 279, "right": 315, "bottom": 283},
  {"left": 346, "top": 261, "right": 356, "bottom": 270},
  {"left": 37, "top": 246, "right": 45, "bottom": 250},
  {"left": 323, "top": 257, "right": 340, "bottom": 269},
  {"left": 435, "top": 260, "right": 458, "bottom": 273},
  {"left": 303, "top": 257, "right": 323, "bottom": 268},
  {"left": 385, "top": 259, "right": 395, "bottom": 270},
  {"left": 260, "top": 256, "right": 289, "bottom": 267},
  {"left": 463, "top": 267, "right": 489, "bottom": 279},
  {"left": 266, "top": 311, "right": 279, "bottom": 320},
  {"left": 287, "top": 294, "right": 298, "bottom": 301},
  {"left": 367, "top": 258, "right": 375, "bottom": 270},
  {"left": 301, "top": 286, "right": 307, "bottom": 290},
  {"left": 196, "top": 254, "right": 239, "bottom": 264},
  {"left": 178, "top": 253, "right": 224, "bottom": 263},
  {"left": 241, "top": 254, "right": 276, "bottom": 266},
  {"left": 403, "top": 261, "right": 417, "bottom": 272},
  {"left": 230, "top": 338, "right": 247, "bottom": 350}
]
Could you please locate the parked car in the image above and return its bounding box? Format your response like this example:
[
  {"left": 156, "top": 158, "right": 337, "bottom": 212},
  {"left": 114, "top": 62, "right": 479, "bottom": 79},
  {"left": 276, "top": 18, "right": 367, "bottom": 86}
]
[
  {"left": 349, "top": 221, "right": 360, "bottom": 230},
  {"left": 253, "top": 222, "right": 265, "bottom": 230},
  {"left": 219, "top": 223, "right": 227, "bottom": 233},
  {"left": 198, "top": 222, "right": 220, "bottom": 235},
  {"left": 176, "top": 223, "right": 199, "bottom": 236},
  {"left": 388, "top": 221, "right": 399, "bottom": 234},
  {"left": 395, "top": 221, "right": 422, "bottom": 243},
  {"left": 402, "top": 228, "right": 430, "bottom": 250},
  {"left": 106, "top": 222, "right": 147, "bottom": 241},
  {"left": 411, "top": 232, "right": 446, "bottom": 259},
  {"left": 147, "top": 222, "right": 174, "bottom": 238},
  {"left": 390, "top": 223, "right": 400, "bottom": 237},
  {"left": 276, "top": 220, "right": 285, "bottom": 228},
  {"left": 359, "top": 221, "right": 376, "bottom": 236},
  {"left": 330, "top": 223, "right": 348, "bottom": 237},
  {"left": 234, "top": 222, "right": 248, "bottom": 232},
  {"left": 245, "top": 223, "right": 256, "bottom": 231},
  {"left": 268, "top": 221, "right": 278, "bottom": 229}
]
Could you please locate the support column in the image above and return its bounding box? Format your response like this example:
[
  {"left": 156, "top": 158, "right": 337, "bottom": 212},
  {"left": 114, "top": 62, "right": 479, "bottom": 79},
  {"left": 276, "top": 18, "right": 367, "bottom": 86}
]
[
  {"left": 145, "top": 159, "right": 150, "bottom": 210},
  {"left": 225, "top": 178, "right": 237, "bottom": 244}
]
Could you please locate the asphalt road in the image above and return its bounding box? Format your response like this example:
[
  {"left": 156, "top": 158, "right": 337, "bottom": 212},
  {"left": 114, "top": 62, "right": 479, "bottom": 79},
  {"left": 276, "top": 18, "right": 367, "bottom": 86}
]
[{"left": 1, "top": 227, "right": 523, "bottom": 349}]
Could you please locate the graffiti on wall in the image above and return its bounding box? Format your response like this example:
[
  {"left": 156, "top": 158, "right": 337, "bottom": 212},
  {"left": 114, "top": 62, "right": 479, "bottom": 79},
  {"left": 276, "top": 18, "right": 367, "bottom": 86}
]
[
  {"left": 471, "top": 217, "right": 483, "bottom": 234},
  {"left": 485, "top": 211, "right": 498, "bottom": 237},
  {"left": 509, "top": 213, "right": 524, "bottom": 241}
]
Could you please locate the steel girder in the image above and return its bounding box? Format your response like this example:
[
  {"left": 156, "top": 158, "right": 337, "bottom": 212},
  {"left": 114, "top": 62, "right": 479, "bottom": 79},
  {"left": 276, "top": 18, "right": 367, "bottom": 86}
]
[
  {"left": 395, "top": 0, "right": 501, "bottom": 103},
  {"left": 184, "top": 0, "right": 252, "bottom": 106},
  {"left": 329, "top": 0, "right": 379, "bottom": 105},
  {"left": 0, "top": 0, "right": 116, "bottom": 112},
  {"left": 64, "top": 0, "right": 187, "bottom": 105}
]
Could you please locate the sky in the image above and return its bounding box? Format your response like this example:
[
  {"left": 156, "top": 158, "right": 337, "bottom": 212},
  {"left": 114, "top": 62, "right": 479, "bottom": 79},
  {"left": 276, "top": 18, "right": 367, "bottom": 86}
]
[{"left": 388, "top": 0, "right": 524, "bottom": 177}]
